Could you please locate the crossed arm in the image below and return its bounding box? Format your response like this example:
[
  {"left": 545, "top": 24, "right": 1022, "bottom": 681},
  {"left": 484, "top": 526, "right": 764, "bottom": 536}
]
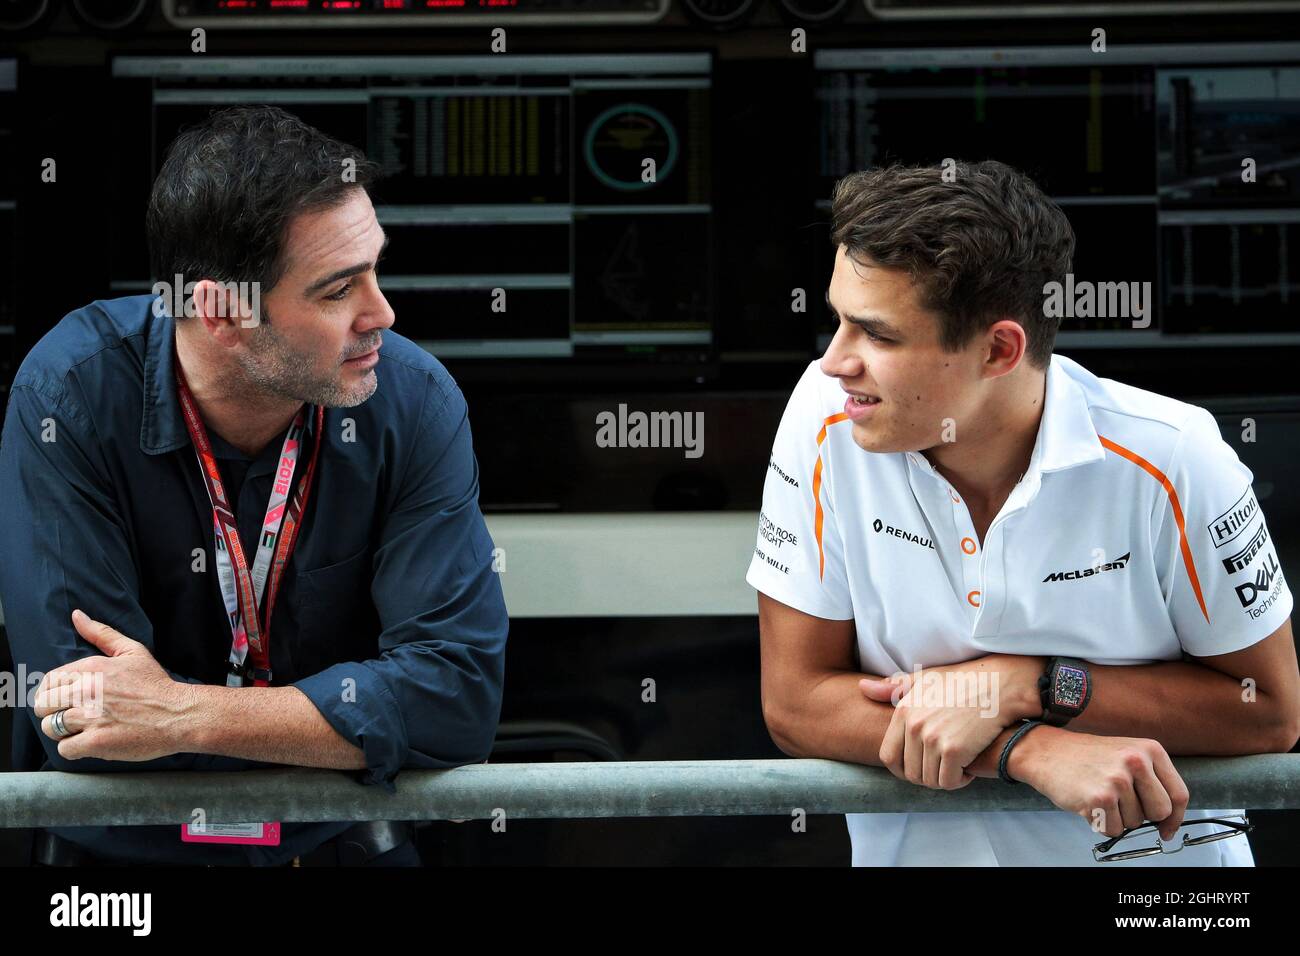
[
  {"left": 758, "top": 592, "right": 1300, "bottom": 782},
  {"left": 178, "top": 685, "right": 367, "bottom": 769},
  {"left": 17, "top": 377, "right": 505, "bottom": 781},
  {"left": 30, "top": 610, "right": 366, "bottom": 769}
]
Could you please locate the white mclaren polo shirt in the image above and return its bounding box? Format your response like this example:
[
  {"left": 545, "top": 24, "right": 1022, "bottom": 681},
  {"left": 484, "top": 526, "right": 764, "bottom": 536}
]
[{"left": 747, "top": 352, "right": 1293, "bottom": 866}]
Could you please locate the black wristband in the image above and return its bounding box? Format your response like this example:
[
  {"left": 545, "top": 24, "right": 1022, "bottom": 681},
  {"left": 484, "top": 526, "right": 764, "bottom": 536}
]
[{"left": 998, "top": 719, "right": 1044, "bottom": 784}]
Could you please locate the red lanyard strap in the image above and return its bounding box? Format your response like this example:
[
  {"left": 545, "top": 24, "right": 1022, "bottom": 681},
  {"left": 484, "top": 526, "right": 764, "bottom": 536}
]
[{"left": 174, "top": 341, "right": 324, "bottom": 686}]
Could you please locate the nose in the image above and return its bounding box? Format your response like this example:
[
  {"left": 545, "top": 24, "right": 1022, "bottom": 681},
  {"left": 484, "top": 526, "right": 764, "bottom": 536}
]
[
  {"left": 357, "top": 285, "right": 396, "bottom": 337},
  {"left": 819, "top": 322, "right": 864, "bottom": 381}
]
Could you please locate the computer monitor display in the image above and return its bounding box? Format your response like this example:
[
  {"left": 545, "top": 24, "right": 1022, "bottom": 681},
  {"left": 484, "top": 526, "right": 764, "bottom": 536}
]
[{"left": 110, "top": 54, "right": 713, "bottom": 366}]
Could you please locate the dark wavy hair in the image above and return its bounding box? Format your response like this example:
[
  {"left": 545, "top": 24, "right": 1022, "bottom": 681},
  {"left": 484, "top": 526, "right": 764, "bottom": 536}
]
[
  {"left": 146, "top": 105, "right": 381, "bottom": 315},
  {"left": 829, "top": 160, "right": 1074, "bottom": 369}
]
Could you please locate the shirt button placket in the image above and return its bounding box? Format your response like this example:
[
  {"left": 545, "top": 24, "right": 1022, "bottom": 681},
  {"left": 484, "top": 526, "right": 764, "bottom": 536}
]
[{"left": 950, "top": 489, "right": 982, "bottom": 628}]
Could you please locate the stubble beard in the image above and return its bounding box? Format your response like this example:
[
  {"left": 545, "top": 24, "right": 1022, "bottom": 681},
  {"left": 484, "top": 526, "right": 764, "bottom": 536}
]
[{"left": 238, "top": 312, "right": 378, "bottom": 409}]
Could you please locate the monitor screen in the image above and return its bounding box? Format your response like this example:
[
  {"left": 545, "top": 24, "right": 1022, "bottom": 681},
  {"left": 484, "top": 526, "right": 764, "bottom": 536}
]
[
  {"left": 813, "top": 42, "right": 1300, "bottom": 348},
  {"left": 109, "top": 54, "right": 714, "bottom": 373}
]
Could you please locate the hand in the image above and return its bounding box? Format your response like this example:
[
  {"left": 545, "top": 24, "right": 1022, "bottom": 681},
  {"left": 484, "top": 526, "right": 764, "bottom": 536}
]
[
  {"left": 32, "top": 609, "right": 195, "bottom": 762},
  {"left": 1009, "top": 726, "right": 1190, "bottom": 841},
  {"left": 859, "top": 654, "right": 1044, "bottom": 790}
]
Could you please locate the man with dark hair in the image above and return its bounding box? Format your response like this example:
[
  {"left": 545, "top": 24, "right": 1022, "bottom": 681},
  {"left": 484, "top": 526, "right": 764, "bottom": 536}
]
[
  {"left": 750, "top": 160, "right": 1297, "bottom": 866},
  {"left": 0, "top": 106, "right": 508, "bottom": 865}
]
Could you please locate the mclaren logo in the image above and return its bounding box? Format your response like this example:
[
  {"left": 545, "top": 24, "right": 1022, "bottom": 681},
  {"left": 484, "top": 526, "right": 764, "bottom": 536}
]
[{"left": 1043, "top": 552, "right": 1131, "bottom": 582}]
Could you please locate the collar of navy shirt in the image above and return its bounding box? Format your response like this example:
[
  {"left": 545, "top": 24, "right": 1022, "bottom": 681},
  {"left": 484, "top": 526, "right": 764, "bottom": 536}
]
[{"left": 138, "top": 299, "right": 319, "bottom": 471}]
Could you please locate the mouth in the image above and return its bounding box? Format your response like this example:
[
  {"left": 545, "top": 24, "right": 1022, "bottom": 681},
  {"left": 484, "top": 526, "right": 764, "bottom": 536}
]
[
  {"left": 344, "top": 347, "right": 379, "bottom": 367},
  {"left": 842, "top": 388, "right": 882, "bottom": 421},
  {"left": 845, "top": 391, "right": 880, "bottom": 405}
]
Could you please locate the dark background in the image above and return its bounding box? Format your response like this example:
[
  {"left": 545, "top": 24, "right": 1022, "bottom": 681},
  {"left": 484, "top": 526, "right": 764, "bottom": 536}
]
[{"left": 1, "top": 0, "right": 1298, "bottom": 865}]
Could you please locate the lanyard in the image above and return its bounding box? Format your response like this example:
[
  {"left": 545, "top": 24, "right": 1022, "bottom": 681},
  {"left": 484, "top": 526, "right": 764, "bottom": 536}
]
[{"left": 174, "top": 342, "right": 324, "bottom": 687}]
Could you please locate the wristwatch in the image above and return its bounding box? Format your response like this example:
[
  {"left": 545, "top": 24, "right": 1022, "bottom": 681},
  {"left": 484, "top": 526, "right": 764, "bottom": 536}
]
[{"left": 1037, "top": 656, "right": 1092, "bottom": 727}]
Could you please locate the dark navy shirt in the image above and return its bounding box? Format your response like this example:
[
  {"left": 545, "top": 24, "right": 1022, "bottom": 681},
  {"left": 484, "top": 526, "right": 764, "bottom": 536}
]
[{"left": 0, "top": 294, "right": 508, "bottom": 865}]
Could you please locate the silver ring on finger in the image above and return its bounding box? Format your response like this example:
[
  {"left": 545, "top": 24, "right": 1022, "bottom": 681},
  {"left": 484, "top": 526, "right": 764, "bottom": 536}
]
[{"left": 50, "top": 708, "right": 73, "bottom": 740}]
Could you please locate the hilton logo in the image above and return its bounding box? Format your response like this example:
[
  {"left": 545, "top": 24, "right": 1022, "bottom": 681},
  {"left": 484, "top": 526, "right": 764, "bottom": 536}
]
[{"left": 1208, "top": 489, "right": 1259, "bottom": 549}]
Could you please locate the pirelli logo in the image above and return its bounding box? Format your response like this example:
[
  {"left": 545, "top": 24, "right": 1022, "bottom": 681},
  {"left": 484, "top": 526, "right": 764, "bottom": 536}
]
[
  {"left": 1208, "top": 489, "right": 1259, "bottom": 549},
  {"left": 1223, "top": 523, "right": 1268, "bottom": 575}
]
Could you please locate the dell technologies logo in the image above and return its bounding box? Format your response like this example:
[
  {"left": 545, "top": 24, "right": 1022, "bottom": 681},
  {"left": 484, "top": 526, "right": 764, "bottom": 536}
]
[{"left": 1236, "top": 552, "right": 1282, "bottom": 610}]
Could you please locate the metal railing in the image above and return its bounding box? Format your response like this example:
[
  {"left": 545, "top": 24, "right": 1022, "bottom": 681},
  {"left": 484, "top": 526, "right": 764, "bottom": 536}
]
[{"left": 2, "top": 755, "right": 1298, "bottom": 829}]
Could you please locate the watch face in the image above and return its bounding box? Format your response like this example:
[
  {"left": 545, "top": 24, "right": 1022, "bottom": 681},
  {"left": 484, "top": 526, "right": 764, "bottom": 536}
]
[{"left": 1054, "top": 665, "right": 1088, "bottom": 710}]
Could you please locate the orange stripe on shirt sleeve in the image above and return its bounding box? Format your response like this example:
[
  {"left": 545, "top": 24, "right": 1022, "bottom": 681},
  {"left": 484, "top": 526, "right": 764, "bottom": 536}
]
[
  {"left": 1098, "top": 434, "right": 1209, "bottom": 625},
  {"left": 813, "top": 412, "right": 851, "bottom": 581}
]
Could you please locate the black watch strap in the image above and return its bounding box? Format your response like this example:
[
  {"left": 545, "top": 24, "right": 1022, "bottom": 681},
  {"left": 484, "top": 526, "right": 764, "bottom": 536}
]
[{"left": 1037, "top": 656, "right": 1092, "bottom": 727}]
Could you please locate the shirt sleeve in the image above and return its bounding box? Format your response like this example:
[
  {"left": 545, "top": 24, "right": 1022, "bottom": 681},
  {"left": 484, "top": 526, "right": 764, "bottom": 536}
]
[
  {"left": 1156, "top": 405, "right": 1293, "bottom": 657},
  {"left": 745, "top": 363, "right": 854, "bottom": 620},
  {"left": 0, "top": 380, "right": 271, "bottom": 773},
  {"left": 291, "top": 375, "right": 508, "bottom": 793}
]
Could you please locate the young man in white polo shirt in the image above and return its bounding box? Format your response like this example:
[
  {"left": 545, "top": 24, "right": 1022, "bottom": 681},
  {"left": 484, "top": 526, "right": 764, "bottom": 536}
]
[{"left": 748, "top": 160, "right": 1299, "bottom": 867}]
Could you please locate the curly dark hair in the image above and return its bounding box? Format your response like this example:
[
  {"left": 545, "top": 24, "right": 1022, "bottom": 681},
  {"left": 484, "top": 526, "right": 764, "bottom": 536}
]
[
  {"left": 829, "top": 160, "right": 1074, "bottom": 369},
  {"left": 146, "top": 105, "right": 381, "bottom": 314}
]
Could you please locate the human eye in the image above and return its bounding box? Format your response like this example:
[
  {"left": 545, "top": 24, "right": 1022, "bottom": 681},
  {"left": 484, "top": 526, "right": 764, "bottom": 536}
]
[
  {"left": 325, "top": 282, "right": 353, "bottom": 302},
  {"left": 848, "top": 319, "right": 888, "bottom": 344},
  {"left": 830, "top": 306, "right": 890, "bottom": 344}
]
